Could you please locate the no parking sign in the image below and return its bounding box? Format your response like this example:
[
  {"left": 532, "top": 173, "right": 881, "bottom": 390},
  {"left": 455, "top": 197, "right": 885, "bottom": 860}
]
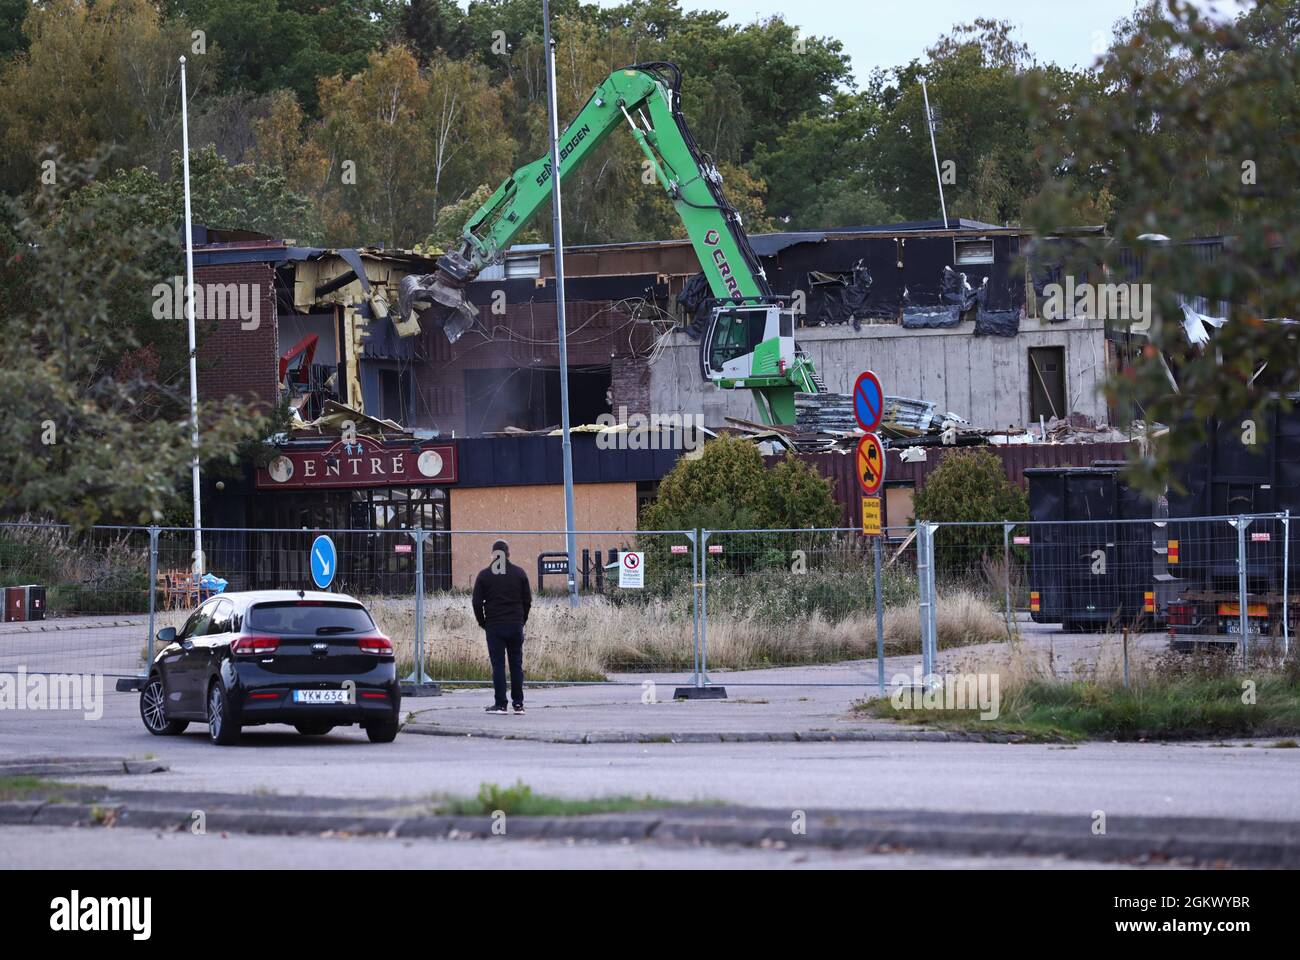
[{"left": 618, "top": 551, "right": 644, "bottom": 589}]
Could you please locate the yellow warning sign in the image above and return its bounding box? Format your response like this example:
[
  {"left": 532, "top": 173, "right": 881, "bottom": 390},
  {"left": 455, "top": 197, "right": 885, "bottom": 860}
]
[{"left": 861, "top": 496, "right": 881, "bottom": 536}]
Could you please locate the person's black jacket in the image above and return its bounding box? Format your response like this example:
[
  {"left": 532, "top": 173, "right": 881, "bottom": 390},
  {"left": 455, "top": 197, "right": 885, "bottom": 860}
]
[{"left": 472, "top": 562, "right": 532, "bottom": 628}]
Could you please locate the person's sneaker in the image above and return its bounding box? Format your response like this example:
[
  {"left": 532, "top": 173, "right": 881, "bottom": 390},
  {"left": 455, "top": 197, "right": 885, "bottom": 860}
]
[
  {"left": 485, "top": 705, "right": 508, "bottom": 714},
  {"left": 512, "top": 704, "right": 525, "bottom": 715}
]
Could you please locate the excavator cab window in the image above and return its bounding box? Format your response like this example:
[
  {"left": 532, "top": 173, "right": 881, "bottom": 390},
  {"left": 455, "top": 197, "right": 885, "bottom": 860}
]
[{"left": 709, "top": 308, "right": 766, "bottom": 371}]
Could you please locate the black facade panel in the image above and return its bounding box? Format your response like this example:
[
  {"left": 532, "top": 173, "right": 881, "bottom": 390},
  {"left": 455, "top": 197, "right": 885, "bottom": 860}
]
[{"left": 454, "top": 434, "right": 681, "bottom": 488}]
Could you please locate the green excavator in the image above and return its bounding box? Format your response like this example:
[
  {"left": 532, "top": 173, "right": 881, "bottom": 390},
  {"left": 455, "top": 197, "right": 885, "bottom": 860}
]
[{"left": 398, "top": 61, "right": 837, "bottom": 427}]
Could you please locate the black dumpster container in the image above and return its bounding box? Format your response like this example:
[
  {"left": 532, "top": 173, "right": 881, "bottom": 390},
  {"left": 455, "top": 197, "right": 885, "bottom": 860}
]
[
  {"left": 1026, "top": 466, "right": 1157, "bottom": 629},
  {"left": 1166, "top": 401, "right": 1300, "bottom": 594}
]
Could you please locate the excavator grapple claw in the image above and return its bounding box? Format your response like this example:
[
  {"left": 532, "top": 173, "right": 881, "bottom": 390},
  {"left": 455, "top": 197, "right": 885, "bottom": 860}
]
[{"left": 398, "top": 251, "right": 480, "bottom": 344}]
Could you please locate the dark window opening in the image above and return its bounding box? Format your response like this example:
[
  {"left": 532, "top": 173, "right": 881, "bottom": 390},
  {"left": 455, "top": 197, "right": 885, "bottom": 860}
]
[
  {"left": 463, "top": 365, "right": 611, "bottom": 435},
  {"left": 378, "top": 368, "right": 411, "bottom": 424}
]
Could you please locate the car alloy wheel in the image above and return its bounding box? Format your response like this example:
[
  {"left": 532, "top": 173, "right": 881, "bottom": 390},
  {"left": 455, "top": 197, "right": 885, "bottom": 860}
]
[
  {"left": 141, "top": 678, "right": 188, "bottom": 736},
  {"left": 142, "top": 679, "right": 167, "bottom": 731},
  {"left": 207, "top": 683, "right": 240, "bottom": 745},
  {"left": 208, "top": 686, "right": 223, "bottom": 740}
]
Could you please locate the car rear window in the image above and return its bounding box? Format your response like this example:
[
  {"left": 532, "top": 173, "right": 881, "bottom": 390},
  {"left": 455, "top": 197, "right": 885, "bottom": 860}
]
[{"left": 247, "top": 601, "right": 375, "bottom": 635}]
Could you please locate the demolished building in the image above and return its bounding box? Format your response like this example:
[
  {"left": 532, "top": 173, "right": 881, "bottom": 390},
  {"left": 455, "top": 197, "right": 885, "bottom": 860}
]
[{"left": 189, "top": 219, "right": 1139, "bottom": 566}]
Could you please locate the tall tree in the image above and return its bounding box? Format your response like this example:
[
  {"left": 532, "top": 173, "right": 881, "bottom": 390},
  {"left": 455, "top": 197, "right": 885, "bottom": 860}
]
[
  {"left": 0, "top": 156, "right": 264, "bottom": 525},
  {"left": 172, "top": 0, "right": 389, "bottom": 115},
  {"left": 1025, "top": 0, "right": 1300, "bottom": 488},
  {"left": 0, "top": 0, "right": 214, "bottom": 195}
]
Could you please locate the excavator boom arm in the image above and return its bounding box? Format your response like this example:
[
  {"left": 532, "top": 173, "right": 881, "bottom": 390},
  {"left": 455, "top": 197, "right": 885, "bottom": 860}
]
[{"left": 400, "top": 62, "right": 816, "bottom": 426}]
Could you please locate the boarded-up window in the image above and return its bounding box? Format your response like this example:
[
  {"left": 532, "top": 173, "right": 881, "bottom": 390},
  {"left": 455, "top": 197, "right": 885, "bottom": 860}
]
[{"left": 884, "top": 484, "right": 915, "bottom": 534}]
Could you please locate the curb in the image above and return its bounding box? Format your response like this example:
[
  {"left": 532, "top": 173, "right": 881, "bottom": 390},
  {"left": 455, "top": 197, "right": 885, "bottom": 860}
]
[
  {"left": 0, "top": 758, "right": 169, "bottom": 778},
  {"left": 1, "top": 798, "right": 1293, "bottom": 867},
  {"left": 0, "top": 619, "right": 144, "bottom": 635},
  {"left": 400, "top": 725, "right": 1028, "bottom": 744}
]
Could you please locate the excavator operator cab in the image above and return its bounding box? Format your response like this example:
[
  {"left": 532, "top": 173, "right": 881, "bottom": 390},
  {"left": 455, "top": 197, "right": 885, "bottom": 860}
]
[{"left": 700, "top": 302, "right": 796, "bottom": 384}]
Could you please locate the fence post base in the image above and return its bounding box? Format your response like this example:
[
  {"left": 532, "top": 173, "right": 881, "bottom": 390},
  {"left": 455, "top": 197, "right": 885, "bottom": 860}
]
[
  {"left": 674, "top": 685, "right": 727, "bottom": 700},
  {"left": 400, "top": 681, "right": 442, "bottom": 698}
]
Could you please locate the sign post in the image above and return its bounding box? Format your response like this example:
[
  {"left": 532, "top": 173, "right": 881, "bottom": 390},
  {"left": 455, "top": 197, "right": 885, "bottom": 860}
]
[{"left": 854, "top": 370, "right": 888, "bottom": 696}]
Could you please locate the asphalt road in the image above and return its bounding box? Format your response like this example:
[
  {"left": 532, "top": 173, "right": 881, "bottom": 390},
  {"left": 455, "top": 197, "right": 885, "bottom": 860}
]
[
  {"left": 5, "top": 687, "right": 1299, "bottom": 822},
  {"left": 4, "top": 615, "right": 1295, "bottom": 868}
]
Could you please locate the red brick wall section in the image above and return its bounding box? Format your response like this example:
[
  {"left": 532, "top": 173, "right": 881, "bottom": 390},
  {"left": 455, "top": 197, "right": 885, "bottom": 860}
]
[
  {"left": 610, "top": 357, "right": 651, "bottom": 416},
  {"left": 194, "top": 262, "right": 279, "bottom": 409}
]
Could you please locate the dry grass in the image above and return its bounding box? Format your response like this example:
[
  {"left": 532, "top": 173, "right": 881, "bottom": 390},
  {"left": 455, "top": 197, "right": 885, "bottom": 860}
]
[
  {"left": 870, "top": 638, "right": 1300, "bottom": 741},
  {"left": 369, "top": 588, "right": 1008, "bottom": 680},
  {"left": 881, "top": 588, "right": 1012, "bottom": 652},
  {"left": 142, "top": 585, "right": 1011, "bottom": 682}
]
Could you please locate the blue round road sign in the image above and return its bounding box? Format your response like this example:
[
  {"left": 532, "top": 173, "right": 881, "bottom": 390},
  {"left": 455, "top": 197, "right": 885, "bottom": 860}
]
[
  {"left": 310, "top": 534, "right": 337, "bottom": 590},
  {"left": 853, "top": 371, "right": 884, "bottom": 433}
]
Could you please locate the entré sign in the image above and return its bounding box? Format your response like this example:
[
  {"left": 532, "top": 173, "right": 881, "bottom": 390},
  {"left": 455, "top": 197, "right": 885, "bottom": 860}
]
[{"left": 257, "top": 437, "right": 456, "bottom": 490}]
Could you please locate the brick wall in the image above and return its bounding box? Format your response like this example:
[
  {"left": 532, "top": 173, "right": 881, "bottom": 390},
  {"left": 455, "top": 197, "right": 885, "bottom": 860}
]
[
  {"left": 610, "top": 356, "right": 651, "bottom": 416},
  {"left": 193, "top": 262, "right": 279, "bottom": 408}
]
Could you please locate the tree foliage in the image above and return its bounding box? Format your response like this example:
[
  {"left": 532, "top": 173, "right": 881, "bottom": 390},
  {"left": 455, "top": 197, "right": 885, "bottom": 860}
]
[
  {"left": 912, "top": 448, "right": 1028, "bottom": 579},
  {"left": 642, "top": 435, "right": 839, "bottom": 531},
  {"left": 1024, "top": 0, "right": 1300, "bottom": 489},
  {"left": 0, "top": 157, "right": 264, "bottom": 525}
]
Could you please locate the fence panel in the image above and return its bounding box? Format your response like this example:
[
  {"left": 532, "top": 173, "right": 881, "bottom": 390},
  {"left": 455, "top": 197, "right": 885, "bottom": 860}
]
[
  {"left": 1, "top": 523, "right": 700, "bottom": 687},
  {"left": 929, "top": 513, "right": 1291, "bottom": 665},
  {"left": 699, "top": 526, "right": 914, "bottom": 686},
  {"left": 0, "top": 523, "right": 157, "bottom": 678}
]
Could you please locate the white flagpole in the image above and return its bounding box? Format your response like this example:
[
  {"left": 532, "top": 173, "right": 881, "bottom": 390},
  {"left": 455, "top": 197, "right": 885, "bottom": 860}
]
[
  {"left": 179, "top": 55, "right": 203, "bottom": 576},
  {"left": 920, "top": 76, "right": 949, "bottom": 230}
]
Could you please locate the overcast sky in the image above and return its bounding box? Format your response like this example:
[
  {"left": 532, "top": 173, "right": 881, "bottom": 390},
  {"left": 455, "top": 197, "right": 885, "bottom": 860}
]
[{"left": 590, "top": 0, "right": 1252, "bottom": 82}]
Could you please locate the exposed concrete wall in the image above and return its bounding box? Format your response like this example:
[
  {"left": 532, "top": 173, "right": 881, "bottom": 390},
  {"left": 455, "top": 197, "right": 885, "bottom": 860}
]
[{"left": 648, "top": 317, "right": 1109, "bottom": 431}]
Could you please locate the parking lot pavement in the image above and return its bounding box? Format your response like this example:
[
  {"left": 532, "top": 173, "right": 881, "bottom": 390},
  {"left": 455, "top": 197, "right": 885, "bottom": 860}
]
[
  {"left": 400, "top": 617, "right": 1175, "bottom": 743},
  {"left": 0, "top": 616, "right": 151, "bottom": 677}
]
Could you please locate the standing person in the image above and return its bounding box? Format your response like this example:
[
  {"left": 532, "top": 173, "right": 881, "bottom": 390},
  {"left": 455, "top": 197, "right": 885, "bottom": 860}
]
[{"left": 471, "top": 539, "right": 532, "bottom": 715}]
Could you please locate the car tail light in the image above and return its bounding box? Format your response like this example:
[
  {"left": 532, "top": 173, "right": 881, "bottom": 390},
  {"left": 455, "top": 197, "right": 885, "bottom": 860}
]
[
  {"left": 361, "top": 691, "right": 388, "bottom": 700},
  {"left": 1144, "top": 591, "right": 1155, "bottom": 614},
  {"left": 1167, "top": 602, "right": 1193, "bottom": 627},
  {"left": 358, "top": 635, "right": 392, "bottom": 655},
  {"left": 1029, "top": 591, "right": 1040, "bottom": 612},
  {"left": 233, "top": 635, "right": 280, "bottom": 655}
]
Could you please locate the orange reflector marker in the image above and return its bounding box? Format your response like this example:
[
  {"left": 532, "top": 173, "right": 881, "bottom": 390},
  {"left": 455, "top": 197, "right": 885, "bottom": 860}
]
[
  {"left": 1167, "top": 539, "right": 1179, "bottom": 564},
  {"left": 1144, "top": 591, "right": 1155, "bottom": 613},
  {"left": 1217, "top": 603, "right": 1269, "bottom": 617},
  {"left": 1030, "top": 591, "right": 1040, "bottom": 612}
]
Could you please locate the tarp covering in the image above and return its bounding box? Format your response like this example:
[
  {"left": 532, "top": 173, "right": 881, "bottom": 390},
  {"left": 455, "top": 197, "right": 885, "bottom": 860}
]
[
  {"left": 677, "top": 273, "right": 713, "bottom": 341},
  {"left": 974, "top": 276, "right": 1021, "bottom": 336},
  {"left": 804, "top": 261, "right": 872, "bottom": 329},
  {"left": 902, "top": 266, "right": 979, "bottom": 329}
]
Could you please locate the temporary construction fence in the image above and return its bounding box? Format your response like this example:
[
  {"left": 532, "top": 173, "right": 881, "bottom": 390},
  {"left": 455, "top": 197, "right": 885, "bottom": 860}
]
[
  {"left": 696, "top": 526, "right": 913, "bottom": 689},
  {"left": 924, "top": 511, "right": 1292, "bottom": 665},
  {"left": 0, "top": 513, "right": 1289, "bottom": 693},
  {"left": 0, "top": 524, "right": 701, "bottom": 685}
]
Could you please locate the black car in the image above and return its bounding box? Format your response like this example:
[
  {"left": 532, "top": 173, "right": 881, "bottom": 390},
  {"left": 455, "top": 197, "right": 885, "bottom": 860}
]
[{"left": 139, "top": 590, "right": 402, "bottom": 745}]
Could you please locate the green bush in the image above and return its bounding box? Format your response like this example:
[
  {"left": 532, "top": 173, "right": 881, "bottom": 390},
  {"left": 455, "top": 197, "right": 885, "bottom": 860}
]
[
  {"left": 642, "top": 435, "right": 840, "bottom": 533},
  {"left": 912, "top": 448, "right": 1028, "bottom": 581}
]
